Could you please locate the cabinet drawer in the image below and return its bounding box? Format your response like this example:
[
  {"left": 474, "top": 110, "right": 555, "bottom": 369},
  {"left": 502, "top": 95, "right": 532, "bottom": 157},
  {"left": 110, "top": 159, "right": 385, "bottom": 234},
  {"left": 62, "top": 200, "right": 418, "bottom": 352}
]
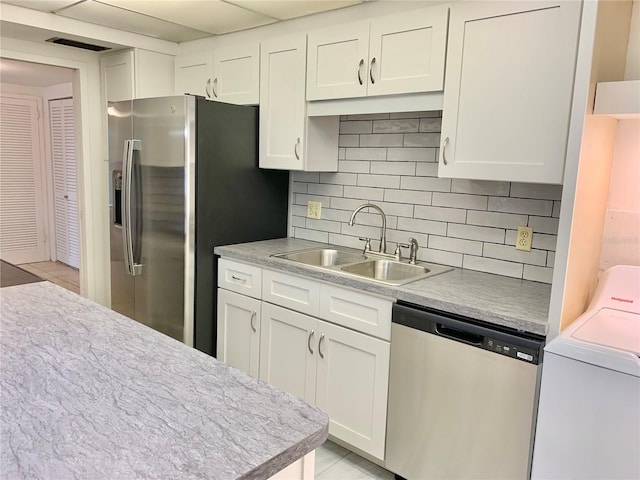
[
  {"left": 262, "top": 269, "right": 320, "bottom": 317},
  {"left": 218, "top": 259, "right": 262, "bottom": 299},
  {"left": 319, "top": 285, "right": 393, "bottom": 340}
]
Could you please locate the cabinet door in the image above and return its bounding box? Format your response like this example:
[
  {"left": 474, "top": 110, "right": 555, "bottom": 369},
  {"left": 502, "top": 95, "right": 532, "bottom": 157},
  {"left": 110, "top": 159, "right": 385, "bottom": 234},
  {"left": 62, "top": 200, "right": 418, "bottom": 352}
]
[
  {"left": 213, "top": 43, "right": 259, "bottom": 105},
  {"left": 175, "top": 51, "right": 213, "bottom": 98},
  {"left": 259, "top": 34, "right": 307, "bottom": 170},
  {"left": 306, "top": 22, "right": 370, "bottom": 101},
  {"left": 101, "top": 50, "right": 135, "bottom": 102},
  {"left": 135, "top": 49, "right": 174, "bottom": 99},
  {"left": 438, "top": 1, "right": 581, "bottom": 183},
  {"left": 315, "top": 320, "right": 390, "bottom": 460},
  {"left": 217, "top": 289, "right": 261, "bottom": 377},
  {"left": 259, "top": 303, "right": 317, "bottom": 403},
  {"left": 367, "top": 5, "right": 448, "bottom": 97}
]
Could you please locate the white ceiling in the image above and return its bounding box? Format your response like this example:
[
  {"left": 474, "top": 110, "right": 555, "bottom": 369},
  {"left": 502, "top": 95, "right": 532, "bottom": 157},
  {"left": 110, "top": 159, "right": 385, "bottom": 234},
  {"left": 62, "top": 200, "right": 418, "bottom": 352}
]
[
  {"left": 2, "top": 0, "right": 366, "bottom": 43},
  {"left": 0, "top": 57, "right": 74, "bottom": 87}
]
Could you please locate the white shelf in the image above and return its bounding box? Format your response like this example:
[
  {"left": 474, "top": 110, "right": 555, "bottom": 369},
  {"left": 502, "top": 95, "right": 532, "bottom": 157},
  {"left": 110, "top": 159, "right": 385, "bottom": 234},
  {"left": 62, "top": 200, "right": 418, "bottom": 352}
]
[{"left": 593, "top": 80, "right": 640, "bottom": 119}]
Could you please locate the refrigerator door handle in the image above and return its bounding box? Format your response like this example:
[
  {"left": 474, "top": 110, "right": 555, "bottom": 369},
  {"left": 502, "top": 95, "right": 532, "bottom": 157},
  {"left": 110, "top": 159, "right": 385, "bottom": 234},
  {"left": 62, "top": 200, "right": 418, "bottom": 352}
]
[{"left": 122, "top": 139, "right": 142, "bottom": 276}]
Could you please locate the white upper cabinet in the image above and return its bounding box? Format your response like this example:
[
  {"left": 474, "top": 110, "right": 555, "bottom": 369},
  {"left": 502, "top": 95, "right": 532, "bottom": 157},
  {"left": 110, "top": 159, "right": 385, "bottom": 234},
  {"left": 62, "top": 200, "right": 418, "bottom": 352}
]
[
  {"left": 101, "top": 49, "right": 174, "bottom": 103},
  {"left": 260, "top": 33, "right": 339, "bottom": 171},
  {"left": 175, "top": 51, "right": 213, "bottom": 98},
  {"left": 212, "top": 43, "right": 260, "bottom": 105},
  {"left": 175, "top": 44, "right": 259, "bottom": 105},
  {"left": 438, "top": 1, "right": 582, "bottom": 184},
  {"left": 306, "top": 5, "right": 449, "bottom": 101}
]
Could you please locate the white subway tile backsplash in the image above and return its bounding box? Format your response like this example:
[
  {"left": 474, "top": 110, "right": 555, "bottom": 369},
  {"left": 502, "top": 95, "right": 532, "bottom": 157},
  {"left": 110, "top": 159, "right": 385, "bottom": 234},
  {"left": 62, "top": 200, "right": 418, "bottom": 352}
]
[
  {"left": 415, "top": 163, "right": 439, "bottom": 177},
  {"left": 448, "top": 224, "right": 505, "bottom": 243},
  {"left": 290, "top": 114, "right": 562, "bottom": 284},
  {"left": 419, "top": 117, "right": 441, "bottom": 132},
  {"left": 320, "top": 172, "right": 358, "bottom": 186},
  {"left": 511, "top": 183, "right": 562, "bottom": 200},
  {"left": 488, "top": 197, "right": 553, "bottom": 216},
  {"left": 384, "top": 189, "right": 433, "bottom": 205},
  {"left": 403, "top": 133, "right": 440, "bottom": 147},
  {"left": 308, "top": 183, "right": 344, "bottom": 197},
  {"left": 467, "top": 211, "right": 528, "bottom": 230},
  {"left": 358, "top": 174, "right": 400, "bottom": 189},
  {"left": 415, "top": 205, "right": 466, "bottom": 223},
  {"left": 373, "top": 119, "right": 419, "bottom": 133},
  {"left": 340, "top": 121, "right": 373, "bottom": 134},
  {"left": 463, "top": 256, "right": 524, "bottom": 279},
  {"left": 401, "top": 176, "right": 451, "bottom": 192},
  {"left": 345, "top": 147, "right": 387, "bottom": 161},
  {"left": 428, "top": 235, "right": 483, "bottom": 256},
  {"left": 371, "top": 161, "right": 416, "bottom": 176},
  {"left": 387, "top": 147, "right": 436, "bottom": 162},
  {"left": 529, "top": 216, "right": 560, "bottom": 234},
  {"left": 339, "top": 160, "right": 370, "bottom": 173},
  {"left": 432, "top": 192, "right": 488, "bottom": 210},
  {"left": 339, "top": 135, "right": 359, "bottom": 147},
  {"left": 343, "top": 186, "right": 385, "bottom": 201},
  {"left": 397, "top": 217, "right": 447, "bottom": 235},
  {"left": 360, "top": 133, "right": 404, "bottom": 147},
  {"left": 418, "top": 248, "right": 464, "bottom": 268},
  {"left": 523, "top": 265, "right": 554, "bottom": 283},
  {"left": 451, "top": 179, "right": 510, "bottom": 196},
  {"left": 483, "top": 243, "right": 547, "bottom": 266}
]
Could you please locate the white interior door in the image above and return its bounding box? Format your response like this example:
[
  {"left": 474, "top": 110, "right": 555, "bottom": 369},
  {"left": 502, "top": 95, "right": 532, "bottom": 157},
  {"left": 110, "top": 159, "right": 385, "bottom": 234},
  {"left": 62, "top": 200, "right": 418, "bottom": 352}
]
[
  {"left": 50, "top": 97, "right": 79, "bottom": 268},
  {"left": 0, "top": 94, "right": 48, "bottom": 264}
]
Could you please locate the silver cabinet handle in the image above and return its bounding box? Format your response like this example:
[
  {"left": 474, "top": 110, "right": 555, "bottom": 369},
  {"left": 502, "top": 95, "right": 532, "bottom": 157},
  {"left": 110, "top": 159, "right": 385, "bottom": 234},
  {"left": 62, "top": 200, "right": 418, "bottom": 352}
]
[
  {"left": 357, "top": 59, "right": 364, "bottom": 85},
  {"left": 205, "top": 78, "right": 212, "bottom": 98},
  {"left": 318, "top": 334, "right": 325, "bottom": 359},
  {"left": 294, "top": 138, "right": 301, "bottom": 160},
  {"left": 212, "top": 77, "right": 218, "bottom": 98},
  {"left": 250, "top": 310, "right": 257, "bottom": 333},
  {"left": 369, "top": 57, "right": 376, "bottom": 84},
  {"left": 231, "top": 275, "right": 246, "bottom": 283},
  {"left": 442, "top": 136, "right": 449, "bottom": 165},
  {"left": 308, "top": 330, "right": 315, "bottom": 354}
]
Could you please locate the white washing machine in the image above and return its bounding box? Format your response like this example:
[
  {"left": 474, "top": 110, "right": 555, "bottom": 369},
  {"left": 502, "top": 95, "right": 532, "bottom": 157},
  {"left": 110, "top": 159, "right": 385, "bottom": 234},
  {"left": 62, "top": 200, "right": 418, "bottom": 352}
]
[{"left": 531, "top": 265, "right": 640, "bottom": 479}]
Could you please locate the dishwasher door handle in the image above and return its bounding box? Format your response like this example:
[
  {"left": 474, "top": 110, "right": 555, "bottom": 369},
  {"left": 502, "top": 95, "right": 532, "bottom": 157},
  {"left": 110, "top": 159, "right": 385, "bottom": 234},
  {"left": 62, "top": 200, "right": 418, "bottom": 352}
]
[{"left": 435, "top": 323, "right": 483, "bottom": 346}]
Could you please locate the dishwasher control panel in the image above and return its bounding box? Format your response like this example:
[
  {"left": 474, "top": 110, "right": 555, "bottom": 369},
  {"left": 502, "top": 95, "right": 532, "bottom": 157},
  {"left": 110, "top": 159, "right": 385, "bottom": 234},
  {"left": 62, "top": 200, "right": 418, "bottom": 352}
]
[{"left": 485, "top": 337, "right": 539, "bottom": 364}]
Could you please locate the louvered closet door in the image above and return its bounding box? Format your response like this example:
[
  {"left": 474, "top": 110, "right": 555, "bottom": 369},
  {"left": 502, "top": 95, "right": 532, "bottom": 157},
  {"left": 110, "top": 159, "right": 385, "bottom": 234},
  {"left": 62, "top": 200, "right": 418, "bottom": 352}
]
[
  {"left": 0, "top": 95, "right": 47, "bottom": 264},
  {"left": 50, "top": 98, "right": 79, "bottom": 268}
]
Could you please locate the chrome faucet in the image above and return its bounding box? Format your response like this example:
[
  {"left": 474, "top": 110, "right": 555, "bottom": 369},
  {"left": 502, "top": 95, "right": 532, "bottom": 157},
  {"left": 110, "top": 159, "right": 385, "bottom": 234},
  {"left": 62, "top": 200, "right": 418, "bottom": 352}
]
[{"left": 348, "top": 203, "right": 387, "bottom": 254}]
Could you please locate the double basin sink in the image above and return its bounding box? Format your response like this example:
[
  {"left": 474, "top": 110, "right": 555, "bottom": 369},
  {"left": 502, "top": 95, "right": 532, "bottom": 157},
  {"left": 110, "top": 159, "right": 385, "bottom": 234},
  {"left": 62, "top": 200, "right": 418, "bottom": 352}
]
[{"left": 272, "top": 248, "right": 452, "bottom": 286}]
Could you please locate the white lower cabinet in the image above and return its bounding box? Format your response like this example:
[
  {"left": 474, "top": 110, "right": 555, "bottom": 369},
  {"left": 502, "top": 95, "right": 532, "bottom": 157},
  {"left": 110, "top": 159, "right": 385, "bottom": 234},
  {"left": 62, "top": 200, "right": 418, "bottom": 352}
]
[
  {"left": 260, "top": 302, "right": 390, "bottom": 460},
  {"left": 217, "top": 289, "right": 261, "bottom": 378},
  {"left": 217, "top": 259, "right": 392, "bottom": 460}
]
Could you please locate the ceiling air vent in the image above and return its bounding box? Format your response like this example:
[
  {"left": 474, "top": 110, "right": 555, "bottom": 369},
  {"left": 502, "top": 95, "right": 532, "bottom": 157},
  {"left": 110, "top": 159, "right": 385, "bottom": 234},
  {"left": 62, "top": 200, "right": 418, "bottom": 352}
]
[{"left": 46, "top": 37, "right": 110, "bottom": 52}]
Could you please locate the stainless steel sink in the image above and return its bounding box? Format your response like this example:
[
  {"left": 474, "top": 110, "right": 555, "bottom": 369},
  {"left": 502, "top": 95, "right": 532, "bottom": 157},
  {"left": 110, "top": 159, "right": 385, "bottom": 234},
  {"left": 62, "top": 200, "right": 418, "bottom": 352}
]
[
  {"left": 272, "top": 248, "right": 452, "bottom": 286},
  {"left": 273, "top": 248, "right": 366, "bottom": 267}
]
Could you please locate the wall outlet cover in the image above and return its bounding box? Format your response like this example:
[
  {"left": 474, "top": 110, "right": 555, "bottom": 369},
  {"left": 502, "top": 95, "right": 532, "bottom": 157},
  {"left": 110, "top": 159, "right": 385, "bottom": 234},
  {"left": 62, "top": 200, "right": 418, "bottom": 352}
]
[
  {"left": 516, "top": 226, "right": 533, "bottom": 252},
  {"left": 307, "top": 201, "right": 322, "bottom": 219}
]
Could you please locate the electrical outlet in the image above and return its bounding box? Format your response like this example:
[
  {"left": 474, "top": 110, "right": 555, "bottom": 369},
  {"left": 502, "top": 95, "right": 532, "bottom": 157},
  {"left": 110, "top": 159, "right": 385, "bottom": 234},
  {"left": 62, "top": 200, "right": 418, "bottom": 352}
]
[
  {"left": 516, "top": 226, "right": 533, "bottom": 252},
  {"left": 307, "top": 201, "right": 322, "bottom": 219}
]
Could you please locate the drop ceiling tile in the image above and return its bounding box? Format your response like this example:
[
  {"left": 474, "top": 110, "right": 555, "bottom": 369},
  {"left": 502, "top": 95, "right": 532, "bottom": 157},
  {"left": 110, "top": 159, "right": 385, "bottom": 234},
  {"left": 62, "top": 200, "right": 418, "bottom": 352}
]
[
  {"left": 100, "top": 0, "right": 278, "bottom": 35},
  {"left": 57, "top": 1, "right": 212, "bottom": 43},
  {"left": 228, "top": 0, "right": 362, "bottom": 20},
  {"left": 1, "top": 0, "right": 80, "bottom": 13}
]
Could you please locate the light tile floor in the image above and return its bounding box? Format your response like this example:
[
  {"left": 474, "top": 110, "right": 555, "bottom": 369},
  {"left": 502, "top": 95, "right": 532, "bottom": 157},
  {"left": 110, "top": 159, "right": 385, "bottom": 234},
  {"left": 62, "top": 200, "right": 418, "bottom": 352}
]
[
  {"left": 316, "top": 441, "right": 395, "bottom": 480},
  {"left": 19, "top": 261, "right": 80, "bottom": 294}
]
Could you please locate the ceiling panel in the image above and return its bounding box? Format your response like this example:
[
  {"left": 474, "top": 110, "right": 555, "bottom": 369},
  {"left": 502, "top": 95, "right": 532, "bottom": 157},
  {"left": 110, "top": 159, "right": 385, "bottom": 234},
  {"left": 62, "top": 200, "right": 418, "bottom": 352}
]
[
  {"left": 57, "top": 1, "right": 212, "bottom": 43},
  {"left": 228, "top": 0, "right": 363, "bottom": 20},
  {"left": 1, "top": 0, "right": 79, "bottom": 12},
  {"left": 100, "top": 0, "right": 278, "bottom": 35}
]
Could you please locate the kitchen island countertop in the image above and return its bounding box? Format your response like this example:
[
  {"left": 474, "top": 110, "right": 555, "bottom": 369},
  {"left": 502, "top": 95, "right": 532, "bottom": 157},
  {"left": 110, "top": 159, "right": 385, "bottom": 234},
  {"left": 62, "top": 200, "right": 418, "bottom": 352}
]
[
  {"left": 215, "top": 238, "right": 551, "bottom": 336},
  {"left": 0, "top": 281, "right": 328, "bottom": 479}
]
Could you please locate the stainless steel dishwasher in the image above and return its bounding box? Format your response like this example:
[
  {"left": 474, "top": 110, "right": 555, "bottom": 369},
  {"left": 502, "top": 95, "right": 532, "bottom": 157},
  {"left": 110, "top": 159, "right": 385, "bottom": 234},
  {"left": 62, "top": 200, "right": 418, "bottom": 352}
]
[{"left": 385, "top": 302, "right": 544, "bottom": 480}]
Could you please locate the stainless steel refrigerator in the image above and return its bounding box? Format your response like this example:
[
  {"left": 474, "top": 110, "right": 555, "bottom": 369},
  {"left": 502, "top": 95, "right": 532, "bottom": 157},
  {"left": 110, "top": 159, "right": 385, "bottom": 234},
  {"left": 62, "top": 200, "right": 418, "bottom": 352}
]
[{"left": 108, "top": 95, "right": 288, "bottom": 356}]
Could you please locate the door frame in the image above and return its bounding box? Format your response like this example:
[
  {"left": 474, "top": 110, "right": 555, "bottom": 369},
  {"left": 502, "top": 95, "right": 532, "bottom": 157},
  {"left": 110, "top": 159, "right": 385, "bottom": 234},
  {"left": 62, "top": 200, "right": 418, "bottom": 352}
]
[{"left": 1, "top": 42, "right": 110, "bottom": 305}]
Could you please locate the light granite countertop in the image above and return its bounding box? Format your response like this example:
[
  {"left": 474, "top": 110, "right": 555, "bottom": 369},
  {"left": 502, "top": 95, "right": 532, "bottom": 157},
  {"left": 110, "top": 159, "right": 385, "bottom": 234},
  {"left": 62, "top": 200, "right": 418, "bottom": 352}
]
[
  {"left": 215, "top": 238, "right": 551, "bottom": 336},
  {"left": 0, "top": 281, "right": 328, "bottom": 480}
]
